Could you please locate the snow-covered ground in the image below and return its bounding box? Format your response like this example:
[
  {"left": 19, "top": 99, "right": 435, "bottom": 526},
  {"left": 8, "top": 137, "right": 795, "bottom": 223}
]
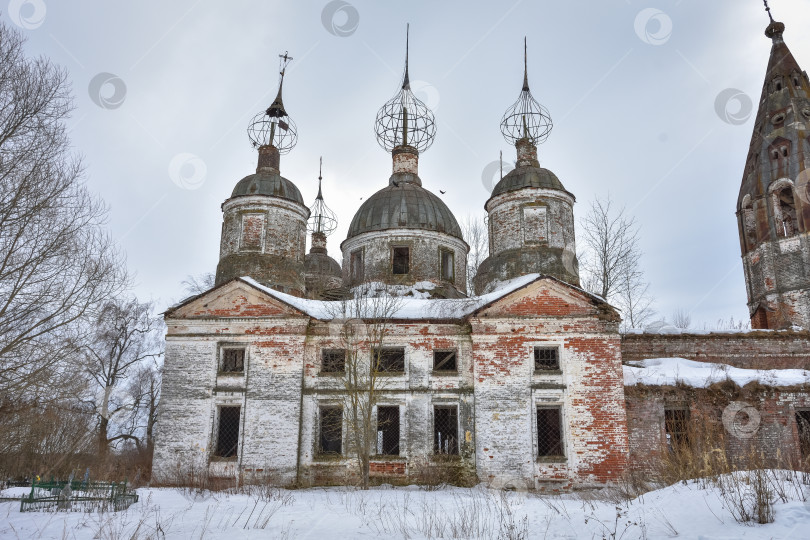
[
  {"left": 2, "top": 472, "right": 809, "bottom": 539},
  {"left": 624, "top": 357, "right": 810, "bottom": 388}
]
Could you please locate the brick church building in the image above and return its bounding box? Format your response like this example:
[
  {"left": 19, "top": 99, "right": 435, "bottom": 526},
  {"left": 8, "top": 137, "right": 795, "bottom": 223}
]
[{"left": 153, "top": 14, "right": 810, "bottom": 489}]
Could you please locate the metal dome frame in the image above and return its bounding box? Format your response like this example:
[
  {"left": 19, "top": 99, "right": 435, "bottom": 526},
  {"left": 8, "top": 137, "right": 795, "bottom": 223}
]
[
  {"left": 307, "top": 158, "right": 338, "bottom": 236},
  {"left": 500, "top": 38, "right": 553, "bottom": 146},
  {"left": 248, "top": 52, "right": 299, "bottom": 154}
]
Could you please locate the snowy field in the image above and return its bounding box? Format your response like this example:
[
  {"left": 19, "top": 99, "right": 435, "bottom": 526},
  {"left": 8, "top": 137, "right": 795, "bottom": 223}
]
[{"left": 2, "top": 472, "right": 809, "bottom": 539}]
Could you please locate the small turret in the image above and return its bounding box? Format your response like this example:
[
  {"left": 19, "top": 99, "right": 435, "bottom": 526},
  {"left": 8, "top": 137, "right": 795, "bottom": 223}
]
[{"left": 305, "top": 158, "right": 343, "bottom": 299}]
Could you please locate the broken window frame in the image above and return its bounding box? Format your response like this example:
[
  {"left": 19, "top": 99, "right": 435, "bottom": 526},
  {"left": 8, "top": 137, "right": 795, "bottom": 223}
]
[
  {"left": 213, "top": 406, "right": 241, "bottom": 459},
  {"left": 321, "top": 349, "right": 346, "bottom": 374},
  {"left": 376, "top": 405, "right": 400, "bottom": 456},
  {"left": 371, "top": 347, "right": 406, "bottom": 374},
  {"left": 536, "top": 406, "right": 565, "bottom": 459},
  {"left": 350, "top": 248, "right": 364, "bottom": 284},
  {"left": 220, "top": 347, "right": 246, "bottom": 373},
  {"left": 392, "top": 246, "right": 410, "bottom": 275},
  {"left": 534, "top": 346, "right": 560, "bottom": 371},
  {"left": 433, "top": 405, "right": 459, "bottom": 456},
  {"left": 664, "top": 408, "right": 690, "bottom": 451},
  {"left": 318, "top": 405, "right": 343, "bottom": 455},
  {"left": 439, "top": 248, "right": 455, "bottom": 282},
  {"left": 432, "top": 349, "right": 458, "bottom": 373},
  {"left": 796, "top": 410, "right": 810, "bottom": 459}
]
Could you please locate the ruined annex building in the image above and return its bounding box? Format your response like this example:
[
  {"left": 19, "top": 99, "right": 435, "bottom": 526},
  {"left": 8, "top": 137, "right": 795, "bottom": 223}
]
[{"left": 154, "top": 16, "right": 810, "bottom": 490}]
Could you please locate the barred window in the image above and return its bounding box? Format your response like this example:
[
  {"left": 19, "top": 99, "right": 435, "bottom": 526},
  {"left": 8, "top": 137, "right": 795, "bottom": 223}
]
[
  {"left": 221, "top": 348, "right": 245, "bottom": 372},
  {"left": 434, "top": 406, "right": 459, "bottom": 455},
  {"left": 376, "top": 406, "right": 400, "bottom": 455},
  {"left": 665, "top": 408, "right": 690, "bottom": 450},
  {"left": 372, "top": 347, "right": 405, "bottom": 373},
  {"left": 319, "top": 406, "right": 343, "bottom": 455},
  {"left": 534, "top": 347, "right": 559, "bottom": 371},
  {"left": 392, "top": 246, "right": 410, "bottom": 275},
  {"left": 214, "top": 406, "right": 240, "bottom": 458},
  {"left": 536, "top": 407, "right": 564, "bottom": 458},
  {"left": 321, "top": 349, "right": 346, "bottom": 373},
  {"left": 796, "top": 411, "right": 810, "bottom": 458},
  {"left": 433, "top": 350, "right": 457, "bottom": 372},
  {"left": 440, "top": 248, "right": 455, "bottom": 281}
]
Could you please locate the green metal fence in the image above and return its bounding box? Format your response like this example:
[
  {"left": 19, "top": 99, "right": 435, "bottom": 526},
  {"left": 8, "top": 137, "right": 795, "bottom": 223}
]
[{"left": 19, "top": 478, "right": 138, "bottom": 512}]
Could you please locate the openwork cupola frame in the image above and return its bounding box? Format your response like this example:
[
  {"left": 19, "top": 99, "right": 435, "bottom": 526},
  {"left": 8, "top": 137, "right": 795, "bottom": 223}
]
[
  {"left": 307, "top": 157, "right": 338, "bottom": 237},
  {"left": 248, "top": 52, "right": 298, "bottom": 155},
  {"left": 500, "top": 37, "right": 553, "bottom": 147},
  {"left": 374, "top": 25, "right": 436, "bottom": 155}
]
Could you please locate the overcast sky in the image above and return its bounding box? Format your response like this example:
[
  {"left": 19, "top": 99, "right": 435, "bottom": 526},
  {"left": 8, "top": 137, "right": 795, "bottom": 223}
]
[{"left": 8, "top": 0, "right": 810, "bottom": 326}]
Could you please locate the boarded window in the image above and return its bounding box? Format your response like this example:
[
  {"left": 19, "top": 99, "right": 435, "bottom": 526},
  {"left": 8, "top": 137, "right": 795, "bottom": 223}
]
[
  {"left": 664, "top": 408, "right": 690, "bottom": 450},
  {"left": 523, "top": 206, "right": 548, "bottom": 243},
  {"left": 214, "top": 406, "right": 240, "bottom": 458},
  {"left": 377, "top": 406, "right": 400, "bottom": 455},
  {"left": 350, "top": 249, "right": 364, "bottom": 284},
  {"left": 434, "top": 406, "right": 459, "bottom": 455},
  {"left": 392, "top": 246, "right": 410, "bottom": 275},
  {"left": 796, "top": 411, "right": 810, "bottom": 459},
  {"left": 319, "top": 406, "right": 343, "bottom": 454},
  {"left": 372, "top": 347, "right": 405, "bottom": 373},
  {"left": 433, "top": 350, "right": 457, "bottom": 372},
  {"left": 537, "top": 407, "right": 564, "bottom": 458},
  {"left": 440, "top": 248, "right": 455, "bottom": 281},
  {"left": 321, "top": 349, "right": 346, "bottom": 373},
  {"left": 240, "top": 214, "right": 265, "bottom": 250},
  {"left": 222, "top": 349, "right": 245, "bottom": 372},
  {"left": 534, "top": 347, "right": 559, "bottom": 371}
]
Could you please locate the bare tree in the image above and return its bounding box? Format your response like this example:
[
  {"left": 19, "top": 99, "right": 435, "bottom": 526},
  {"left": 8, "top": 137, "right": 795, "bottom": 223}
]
[
  {"left": 579, "top": 195, "right": 655, "bottom": 328},
  {"left": 461, "top": 214, "right": 488, "bottom": 294},
  {"left": 0, "top": 20, "right": 126, "bottom": 403},
  {"left": 671, "top": 308, "right": 692, "bottom": 330},
  {"left": 126, "top": 357, "right": 163, "bottom": 461},
  {"left": 82, "top": 297, "right": 162, "bottom": 458},
  {"left": 181, "top": 272, "right": 215, "bottom": 297},
  {"left": 327, "top": 286, "right": 402, "bottom": 489}
]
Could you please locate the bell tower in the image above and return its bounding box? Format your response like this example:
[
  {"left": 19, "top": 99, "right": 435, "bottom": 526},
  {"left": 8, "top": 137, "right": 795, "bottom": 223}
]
[{"left": 737, "top": 4, "right": 810, "bottom": 330}]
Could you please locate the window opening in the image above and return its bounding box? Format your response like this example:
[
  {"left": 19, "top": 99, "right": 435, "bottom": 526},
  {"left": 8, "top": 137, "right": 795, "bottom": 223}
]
[
  {"left": 319, "top": 406, "right": 343, "bottom": 454},
  {"left": 440, "top": 249, "right": 455, "bottom": 281},
  {"left": 372, "top": 347, "right": 405, "bottom": 373},
  {"left": 534, "top": 347, "right": 560, "bottom": 371},
  {"left": 350, "top": 249, "right": 364, "bottom": 284},
  {"left": 433, "top": 406, "right": 459, "bottom": 455},
  {"left": 376, "top": 406, "right": 400, "bottom": 455},
  {"left": 777, "top": 187, "right": 798, "bottom": 237},
  {"left": 321, "top": 349, "right": 346, "bottom": 373},
  {"left": 433, "top": 350, "right": 458, "bottom": 372},
  {"left": 797, "top": 411, "right": 810, "bottom": 459},
  {"left": 214, "top": 406, "right": 241, "bottom": 458},
  {"left": 664, "top": 408, "right": 690, "bottom": 451},
  {"left": 222, "top": 349, "right": 245, "bottom": 372},
  {"left": 392, "top": 246, "right": 410, "bottom": 275},
  {"left": 536, "top": 407, "right": 564, "bottom": 458}
]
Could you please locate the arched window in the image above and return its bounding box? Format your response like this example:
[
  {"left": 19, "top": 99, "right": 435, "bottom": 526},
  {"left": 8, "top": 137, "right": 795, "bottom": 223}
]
[{"left": 773, "top": 185, "right": 798, "bottom": 237}]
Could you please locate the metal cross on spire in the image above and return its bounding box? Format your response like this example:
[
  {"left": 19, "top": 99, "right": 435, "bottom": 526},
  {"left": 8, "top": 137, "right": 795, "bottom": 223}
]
[{"left": 763, "top": 0, "right": 774, "bottom": 23}]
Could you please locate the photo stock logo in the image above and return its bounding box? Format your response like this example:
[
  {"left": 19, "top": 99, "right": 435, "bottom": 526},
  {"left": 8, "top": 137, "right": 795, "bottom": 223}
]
[
  {"left": 409, "top": 80, "right": 440, "bottom": 111},
  {"left": 489, "top": 474, "right": 530, "bottom": 507},
  {"left": 714, "top": 88, "right": 753, "bottom": 125},
  {"left": 7, "top": 0, "right": 46, "bottom": 30},
  {"left": 169, "top": 153, "right": 207, "bottom": 191},
  {"left": 722, "top": 401, "right": 761, "bottom": 439},
  {"left": 88, "top": 73, "right": 127, "bottom": 110},
  {"left": 481, "top": 159, "right": 514, "bottom": 194},
  {"left": 321, "top": 0, "right": 359, "bottom": 37},
  {"left": 634, "top": 8, "right": 672, "bottom": 46}
]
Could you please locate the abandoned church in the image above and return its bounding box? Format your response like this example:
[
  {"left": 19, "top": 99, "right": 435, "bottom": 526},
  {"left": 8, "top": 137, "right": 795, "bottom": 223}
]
[{"left": 152, "top": 15, "right": 810, "bottom": 490}]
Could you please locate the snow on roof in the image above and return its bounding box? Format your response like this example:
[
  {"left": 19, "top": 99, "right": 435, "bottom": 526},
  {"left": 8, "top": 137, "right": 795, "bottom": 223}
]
[
  {"left": 241, "top": 274, "right": 542, "bottom": 320},
  {"left": 624, "top": 357, "right": 810, "bottom": 388}
]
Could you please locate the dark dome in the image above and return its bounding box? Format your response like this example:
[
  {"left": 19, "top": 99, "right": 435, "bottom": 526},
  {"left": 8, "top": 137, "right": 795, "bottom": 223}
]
[
  {"left": 230, "top": 172, "right": 305, "bottom": 205},
  {"left": 304, "top": 252, "right": 341, "bottom": 277},
  {"left": 489, "top": 166, "right": 571, "bottom": 200},
  {"left": 346, "top": 182, "right": 463, "bottom": 240}
]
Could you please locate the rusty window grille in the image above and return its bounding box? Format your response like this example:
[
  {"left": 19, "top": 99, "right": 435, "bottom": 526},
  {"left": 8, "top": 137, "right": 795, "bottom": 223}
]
[
  {"left": 664, "top": 408, "right": 690, "bottom": 450},
  {"left": 434, "top": 406, "right": 459, "bottom": 455},
  {"left": 214, "top": 406, "right": 240, "bottom": 458},
  {"left": 392, "top": 246, "right": 410, "bottom": 275},
  {"left": 372, "top": 347, "right": 405, "bottom": 373},
  {"left": 440, "top": 248, "right": 455, "bottom": 281},
  {"left": 321, "top": 349, "right": 346, "bottom": 373},
  {"left": 433, "top": 350, "right": 457, "bottom": 372},
  {"left": 796, "top": 411, "right": 810, "bottom": 458},
  {"left": 536, "top": 407, "right": 564, "bottom": 458},
  {"left": 350, "top": 249, "right": 364, "bottom": 283},
  {"left": 376, "top": 406, "right": 400, "bottom": 455},
  {"left": 221, "top": 348, "right": 245, "bottom": 372},
  {"left": 319, "top": 406, "right": 343, "bottom": 454},
  {"left": 534, "top": 347, "right": 559, "bottom": 371}
]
